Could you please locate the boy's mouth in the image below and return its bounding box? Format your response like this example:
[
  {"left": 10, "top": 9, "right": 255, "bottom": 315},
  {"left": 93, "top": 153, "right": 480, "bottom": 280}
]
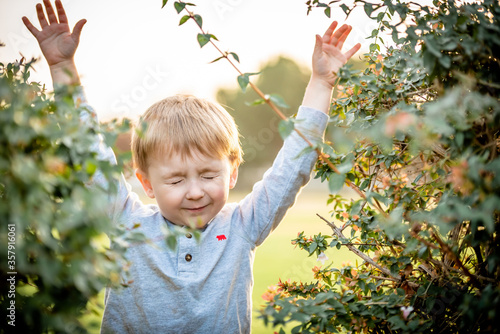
[{"left": 184, "top": 204, "right": 209, "bottom": 213}]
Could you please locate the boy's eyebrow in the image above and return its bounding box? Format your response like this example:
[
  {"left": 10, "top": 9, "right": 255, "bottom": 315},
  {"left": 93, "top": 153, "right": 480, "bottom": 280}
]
[
  {"left": 198, "top": 166, "right": 221, "bottom": 173},
  {"left": 161, "top": 171, "right": 185, "bottom": 179}
]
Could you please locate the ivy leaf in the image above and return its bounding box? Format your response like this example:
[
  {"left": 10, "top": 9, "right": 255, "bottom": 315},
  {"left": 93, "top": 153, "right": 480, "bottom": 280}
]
[
  {"left": 174, "top": 1, "right": 185, "bottom": 13},
  {"left": 237, "top": 72, "right": 259, "bottom": 92},
  {"left": 278, "top": 118, "right": 295, "bottom": 140},
  {"left": 161, "top": 0, "right": 168, "bottom": 9}
]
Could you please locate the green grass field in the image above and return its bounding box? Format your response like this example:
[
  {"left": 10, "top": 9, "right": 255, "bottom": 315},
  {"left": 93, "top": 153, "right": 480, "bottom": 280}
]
[{"left": 81, "top": 185, "right": 356, "bottom": 333}]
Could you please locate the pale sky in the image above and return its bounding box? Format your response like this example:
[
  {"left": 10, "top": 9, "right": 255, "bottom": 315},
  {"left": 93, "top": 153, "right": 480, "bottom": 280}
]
[{"left": 1, "top": 0, "right": 377, "bottom": 120}]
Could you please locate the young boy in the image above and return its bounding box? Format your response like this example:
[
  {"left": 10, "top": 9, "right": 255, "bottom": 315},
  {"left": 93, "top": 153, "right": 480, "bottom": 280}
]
[{"left": 23, "top": 0, "right": 361, "bottom": 332}]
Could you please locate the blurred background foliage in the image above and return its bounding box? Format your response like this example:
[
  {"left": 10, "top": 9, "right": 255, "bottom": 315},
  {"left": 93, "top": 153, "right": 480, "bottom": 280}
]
[{"left": 0, "top": 57, "right": 135, "bottom": 333}]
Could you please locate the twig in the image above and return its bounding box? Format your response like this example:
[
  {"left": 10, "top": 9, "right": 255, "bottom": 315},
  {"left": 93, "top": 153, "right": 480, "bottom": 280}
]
[
  {"left": 178, "top": 3, "right": 389, "bottom": 217},
  {"left": 317, "top": 213, "right": 399, "bottom": 279},
  {"left": 431, "top": 230, "right": 482, "bottom": 288}
]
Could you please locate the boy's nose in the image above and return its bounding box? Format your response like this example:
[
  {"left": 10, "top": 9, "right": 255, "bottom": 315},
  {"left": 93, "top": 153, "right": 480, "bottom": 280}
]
[{"left": 186, "top": 181, "right": 204, "bottom": 200}]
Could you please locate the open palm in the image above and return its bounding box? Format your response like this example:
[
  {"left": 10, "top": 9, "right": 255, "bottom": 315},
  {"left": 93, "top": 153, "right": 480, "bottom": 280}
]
[
  {"left": 22, "top": 0, "right": 86, "bottom": 66},
  {"left": 312, "top": 22, "right": 361, "bottom": 88}
]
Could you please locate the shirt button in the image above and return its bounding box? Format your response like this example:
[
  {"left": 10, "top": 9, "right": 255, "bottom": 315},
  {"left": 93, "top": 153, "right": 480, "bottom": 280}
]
[
  {"left": 186, "top": 233, "right": 192, "bottom": 239},
  {"left": 185, "top": 254, "right": 192, "bottom": 262}
]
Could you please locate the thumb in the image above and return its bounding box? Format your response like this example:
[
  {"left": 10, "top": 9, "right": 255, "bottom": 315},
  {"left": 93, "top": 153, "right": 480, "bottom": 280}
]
[
  {"left": 312, "top": 34, "right": 323, "bottom": 60},
  {"left": 71, "top": 19, "right": 87, "bottom": 43}
]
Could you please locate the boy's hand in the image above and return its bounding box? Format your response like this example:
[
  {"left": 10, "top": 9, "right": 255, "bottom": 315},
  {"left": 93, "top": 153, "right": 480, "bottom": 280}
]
[
  {"left": 303, "top": 21, "right": 361, "bottom": 113},
  {"left": 23, "top": 0, "right": 86, "bottom": 85},
  {"left": 311, "top": 22, "right": 361, "bottom": 89}
]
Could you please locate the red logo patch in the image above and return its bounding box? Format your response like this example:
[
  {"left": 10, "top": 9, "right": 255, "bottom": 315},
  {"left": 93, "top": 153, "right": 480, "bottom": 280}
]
[{"left": 216, "top": 235, "right": 227, "bottom": 241}]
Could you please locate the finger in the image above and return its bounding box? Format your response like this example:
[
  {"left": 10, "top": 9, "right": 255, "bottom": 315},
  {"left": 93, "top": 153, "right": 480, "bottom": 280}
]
[
  {"left": 330, "top": 24, "right": 349, "bottom": 46},
  {"left": 36, "top": 3, "right": 49, "bottom": 29},
  {"left": 322, "top": 21, "right": 338, "bottom": 43},
  {"left": 71, "top": 19, "right": 87, "bottom": 43},
  {"left": 344, "top": 43, "right": 362, "bottom": 61},
  {"left": 43, "top": 0, "right": 59, "bottom": 24},
  {"left": 55, "top": 0, "right": 68, "bottom": 24},
  {"left": 336, "top": 25, "right": 352, "bottom": 50},
  {"left": 22, "top": 16, "right": 41, "bottom": 38}
]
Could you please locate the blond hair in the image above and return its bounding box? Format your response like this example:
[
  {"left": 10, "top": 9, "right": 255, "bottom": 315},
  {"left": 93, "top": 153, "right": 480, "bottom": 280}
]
[{"left": 131, "top": 95, "right": 242, "bottom": 173}]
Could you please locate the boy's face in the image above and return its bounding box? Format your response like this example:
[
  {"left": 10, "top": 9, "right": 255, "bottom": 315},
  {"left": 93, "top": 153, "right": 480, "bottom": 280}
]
[{"left": 136, "top": 150, "right": 238, "bottom": 228}]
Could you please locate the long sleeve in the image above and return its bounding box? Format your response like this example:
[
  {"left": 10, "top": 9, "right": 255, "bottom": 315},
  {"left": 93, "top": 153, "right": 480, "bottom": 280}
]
[
  {"left": 234, "top": 106, "right": 329, "bottom": 246},
  {"left": 72, "top": 86, "right": 142, "bottom": 224}
]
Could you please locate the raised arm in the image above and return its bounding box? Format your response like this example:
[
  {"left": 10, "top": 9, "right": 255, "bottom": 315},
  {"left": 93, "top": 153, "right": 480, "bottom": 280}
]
[
  {"left": 302, "top": 21, "right": 361, "bottom": 113},
  {"left": 22, "top": 0, "right": 86, "bottom": 86}
]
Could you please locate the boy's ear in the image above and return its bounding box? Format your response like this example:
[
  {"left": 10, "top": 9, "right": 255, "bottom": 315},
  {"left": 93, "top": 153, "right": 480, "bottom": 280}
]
[
  {"left": 135, "top": 169, "right": 155, "bottom": 199},
  {"left": 229, "top": 167, "right": 238, "bottom": 189}
]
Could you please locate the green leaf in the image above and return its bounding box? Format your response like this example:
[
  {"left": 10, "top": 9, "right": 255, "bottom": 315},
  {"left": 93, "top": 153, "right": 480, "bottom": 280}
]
[
  {"left": 193, "top": 14, "right": 202, "bottom": 28},
  {"left": 237, "top": 75, "right": 250, "bottom": 93},
  {"left": 245, "top": 98, "right": 266, "bottom": 106},
  {"left": 179, "top": 15, "right": 190, "bottom": 25},
  {"left": 324, "top": 7, "right": 331, "bottom": 18},
  {"left": 269, "top": 94, "right": 289, "bottom": 108},
  {"left": 229, "top": 52, "right": 240, "bottom": 63},
  {"left": 364, "top": 3, "right": 375, "bottom": 17},
  {"left": 424, "top": 36, "right": 442, "bottom": 58},
  {"left": 438, "top": 55, "right": 451, "bottom": 68},
  {"left": 336, "top": 157, "right": 353, "bottom": 174},
  {"left": 328, "top": 173, "right": 346, "bottom": 194},
  {"left": 166, "top": 235, "right": 178, "bottom": 250},
  {"left": 340, "top": 4, "right": 350, "bottom": 16},
  {"left": 209, "top": 56, "right": 224, "bottom": 64},
  {"left": 422, "top": 50, "right": 436, "bottom": 74},
  {"left": 369, "top": 43, "right": 380, "bottom": 52},
  {"left": 161, "top": 0, "right": 168, "bottom": 8},
  {"left": 197, "top": 33, "right": 211, "bottom": 48},
  {"left": 278, "top": 118, "right": 295, "bottom": 140},
  {"left": 174, "top": 1, "right": 185, "bottom": 13},
  {"left": 237, "top": 72, "right": 259, "bottom": 93},
  {"left": 308, "top": 242, "right": 318, "bottom": 255}
]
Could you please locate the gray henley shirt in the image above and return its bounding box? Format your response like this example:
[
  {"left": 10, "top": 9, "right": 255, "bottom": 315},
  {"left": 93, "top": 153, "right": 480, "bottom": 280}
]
[{"left": 78, "top": 89, "right": 328, "bottom": 333}]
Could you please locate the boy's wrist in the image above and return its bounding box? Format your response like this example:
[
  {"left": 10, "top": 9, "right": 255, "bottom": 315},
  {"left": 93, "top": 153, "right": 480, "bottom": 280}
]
[{"left": 49, "top": 59, "right": 81, "bottom": 86}]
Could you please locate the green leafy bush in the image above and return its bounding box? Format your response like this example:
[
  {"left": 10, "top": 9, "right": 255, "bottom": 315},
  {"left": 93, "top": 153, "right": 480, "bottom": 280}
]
[
  {"left": 258, "top": 0, "right": 500, "bottom": 333},
  {"left": 0, "top": 57, "right": 132, "bottom": 333}
]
